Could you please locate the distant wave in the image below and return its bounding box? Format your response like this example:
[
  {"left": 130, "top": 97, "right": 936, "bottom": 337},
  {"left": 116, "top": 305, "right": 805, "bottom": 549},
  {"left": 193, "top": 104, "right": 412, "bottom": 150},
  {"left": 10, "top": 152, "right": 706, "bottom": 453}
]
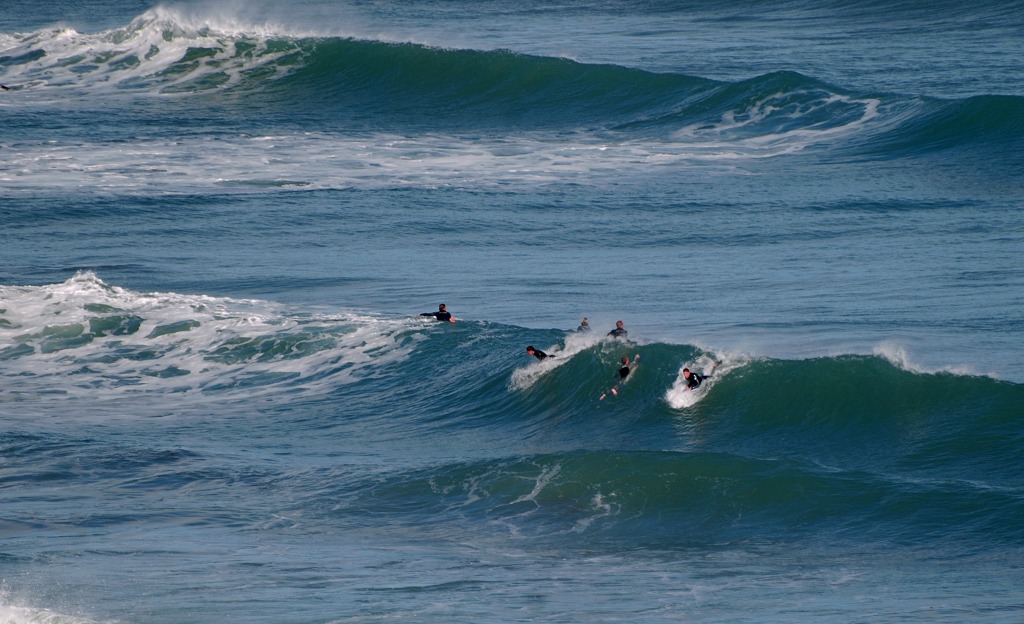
[{"left": 3, "top": 8, "right": 1021, "bottom": 159}]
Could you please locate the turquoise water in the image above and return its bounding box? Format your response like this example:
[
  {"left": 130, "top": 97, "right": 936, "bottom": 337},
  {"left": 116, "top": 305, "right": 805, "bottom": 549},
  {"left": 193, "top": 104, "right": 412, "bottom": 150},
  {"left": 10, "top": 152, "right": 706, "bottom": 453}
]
[{"left": 2, "top": 1, "right": 1023, "bottom": 622}]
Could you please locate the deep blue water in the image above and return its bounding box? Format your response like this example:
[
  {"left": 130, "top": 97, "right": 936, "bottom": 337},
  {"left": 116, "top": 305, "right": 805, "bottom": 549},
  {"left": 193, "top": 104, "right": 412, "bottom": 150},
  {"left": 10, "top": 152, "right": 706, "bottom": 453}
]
[{"left": 2, "top": 1, "right": 1023, "bottom": 622}]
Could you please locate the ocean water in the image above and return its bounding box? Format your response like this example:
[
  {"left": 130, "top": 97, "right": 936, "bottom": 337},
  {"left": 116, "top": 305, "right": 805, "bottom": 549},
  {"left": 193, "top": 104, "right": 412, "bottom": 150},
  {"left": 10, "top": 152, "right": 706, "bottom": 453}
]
[{"left": 2, "top": 0, "right": 1023, "bottom": 622}]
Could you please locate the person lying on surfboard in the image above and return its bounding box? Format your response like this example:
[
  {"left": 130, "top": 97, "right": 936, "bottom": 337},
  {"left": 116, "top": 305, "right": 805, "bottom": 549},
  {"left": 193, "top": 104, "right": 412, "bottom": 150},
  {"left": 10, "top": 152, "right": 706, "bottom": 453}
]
[
  {"left": 525, "top": 346, "right": 551, "bottom": 361},
  {"left": 616, "top": 355, "right": 634, "bottom": 380},
  {"left": 419, "top": 303, "right": 455, "bottom": 323},
  {"left": 600, "top": 354, "right": 639, "bottom": 400},
  {"left": 681, "top": 368, "right": 703, "bottom": 390},
  {"left": 682, "top": 361, "right": 722, "bottom": 391}
]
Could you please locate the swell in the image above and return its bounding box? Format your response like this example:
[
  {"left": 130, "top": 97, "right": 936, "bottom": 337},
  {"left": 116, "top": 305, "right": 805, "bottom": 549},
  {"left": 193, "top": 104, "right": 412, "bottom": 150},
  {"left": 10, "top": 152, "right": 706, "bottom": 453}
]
[{"left": 317, "top": 449, "right": 1024, "bottom": 550}]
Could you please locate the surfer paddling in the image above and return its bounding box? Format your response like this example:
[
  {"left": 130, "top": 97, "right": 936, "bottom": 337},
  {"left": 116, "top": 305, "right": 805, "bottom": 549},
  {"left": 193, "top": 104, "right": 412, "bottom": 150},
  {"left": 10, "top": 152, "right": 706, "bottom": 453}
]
[
  {"left": 525, "top": 346, "right": 552, "bottom": 361},
  {"left": 682, "top": 360, "right": 722, "bottom": 391},
  {"left": 419, "top": 303, "right": 455, "bottom": 323},
  {"left": 607, "top": 320, "right": 628, "bottom": 339},
  {"left": 600, "top": 354, "right": 639, "bottom": 400}
]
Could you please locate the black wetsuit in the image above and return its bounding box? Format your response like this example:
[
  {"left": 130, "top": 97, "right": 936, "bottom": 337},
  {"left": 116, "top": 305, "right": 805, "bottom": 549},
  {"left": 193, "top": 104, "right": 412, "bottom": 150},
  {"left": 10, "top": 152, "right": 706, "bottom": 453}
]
[
  {"left": 421, "top": 311, "right": 453, "bottom": 322},
  {"left": 618, "top": 364, "right": 631, "bottom": 379},
  {"left": 530, "top": 349, "right": 550, "bottom": 361},
  {"left": 608, "top": 327, "right": 628, "bottom": 339},
  {"left": 684, "top": 372, "right": 704, "bottom": 389}
]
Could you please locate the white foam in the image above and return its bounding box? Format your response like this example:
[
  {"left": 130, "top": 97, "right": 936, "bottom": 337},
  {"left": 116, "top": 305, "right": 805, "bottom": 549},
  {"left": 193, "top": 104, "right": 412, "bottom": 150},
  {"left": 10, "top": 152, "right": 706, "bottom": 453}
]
[
  {"left": 0, "top": 7, "right": 309, "bottom": 100},
  {"left": 572, "top": 490, "right": 620, "bottom": 533},
  {"left": 0, "top": 592, "right": 104, "bottom": 624},
  {"left": 0, "top": 272, "right": 418, "bottom": 410},
  {"left": 672, "top": 90, "right": 883, "bottom": 158},
  {"left": 0, "top": 128, "right": 757, "bottom": 195}
]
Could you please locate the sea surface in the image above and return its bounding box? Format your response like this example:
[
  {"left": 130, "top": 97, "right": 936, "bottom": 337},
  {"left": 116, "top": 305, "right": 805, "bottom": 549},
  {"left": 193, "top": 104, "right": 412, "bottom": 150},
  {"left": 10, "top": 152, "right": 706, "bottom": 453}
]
[{"left": 2, "top": 0, "right": 1023, "bottom": 622}]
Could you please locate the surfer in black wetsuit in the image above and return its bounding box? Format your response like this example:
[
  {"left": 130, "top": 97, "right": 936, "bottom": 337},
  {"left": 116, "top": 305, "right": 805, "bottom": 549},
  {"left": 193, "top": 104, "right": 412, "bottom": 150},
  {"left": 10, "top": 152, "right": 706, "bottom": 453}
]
[
  {"left": 681, "top": 368, "right": 703, "bottom": 390},
  {"left": 577, "top": 317, "right": 591, "bottom": 333},
  {"left": 420, "top": 303, "right": 455, "bottom": 323},
  {"left": 682, "top": 361, "right": 721, "bottom": 391},
  {"left": 600, "top": 354, "right": 639, "bottom": 400},
  {"left": 526, "top": 346, "right": 551, "bottom": 361},
  {"left": 607, "top": 320, "right": 627, "bottom": 339},
  {"left": 617, "top": 355, "right": 633, "bottom": 379}
]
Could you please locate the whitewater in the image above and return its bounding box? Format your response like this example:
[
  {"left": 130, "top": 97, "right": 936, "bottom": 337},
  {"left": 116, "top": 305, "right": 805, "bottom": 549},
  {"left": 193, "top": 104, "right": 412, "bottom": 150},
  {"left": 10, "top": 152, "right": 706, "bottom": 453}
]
[{"left": 2, "top": 0, "right": 1023, "bottom": 622}]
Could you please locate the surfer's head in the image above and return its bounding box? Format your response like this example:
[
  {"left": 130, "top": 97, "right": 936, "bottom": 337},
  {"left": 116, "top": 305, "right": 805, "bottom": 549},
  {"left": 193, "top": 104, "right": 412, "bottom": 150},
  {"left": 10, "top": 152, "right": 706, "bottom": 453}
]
[
  {"left": 438, "top": 303, "right": 446, "bottom": 311},
  {"left": 682, "top": 368, "right": 691, "bottom": 378},
  {"left": 621, "top": 356, "right": 629, "bottom": 365},
  {"left": 526, "top": 346, "right": 536, "bottom": 354}
]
